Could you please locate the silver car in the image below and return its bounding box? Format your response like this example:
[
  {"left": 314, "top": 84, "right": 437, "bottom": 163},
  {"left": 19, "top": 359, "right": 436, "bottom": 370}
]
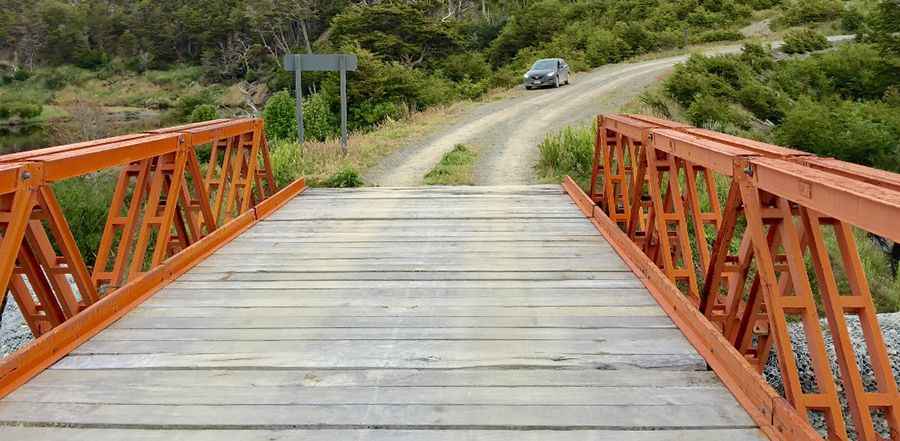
[{"left": 523, "top": 58, "right": 570, "bottom": 89}]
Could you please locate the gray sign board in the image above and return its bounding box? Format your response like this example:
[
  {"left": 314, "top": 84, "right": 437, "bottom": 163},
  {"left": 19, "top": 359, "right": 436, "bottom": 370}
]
[
  {"left": 284, "top": 54, "right": 358, "bottom": 72},
  {"left": 282, "top": 53, "right": 357, "bottom": 154}
]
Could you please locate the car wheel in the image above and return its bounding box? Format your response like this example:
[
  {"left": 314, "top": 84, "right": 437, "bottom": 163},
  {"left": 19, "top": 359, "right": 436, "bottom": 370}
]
[{"left": 525, "top": 86, "right": 532, "bottom": 90}]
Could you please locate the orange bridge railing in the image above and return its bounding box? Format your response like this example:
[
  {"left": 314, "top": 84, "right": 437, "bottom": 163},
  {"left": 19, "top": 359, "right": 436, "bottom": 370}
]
[
  {"left": 0, "top": 118, "right": 306, "bottom": 397},
  {"left": 569, "top": 114, "right": 899, "bottom": 441}
]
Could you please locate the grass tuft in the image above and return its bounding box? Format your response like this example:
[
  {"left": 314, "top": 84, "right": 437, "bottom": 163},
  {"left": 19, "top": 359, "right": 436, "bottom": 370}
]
[
  {"left": 424, "top": 144, "right": 478, "bottom": 185},
  {"left": 324, "top": 167, "right": 364, "bottom": 188}
]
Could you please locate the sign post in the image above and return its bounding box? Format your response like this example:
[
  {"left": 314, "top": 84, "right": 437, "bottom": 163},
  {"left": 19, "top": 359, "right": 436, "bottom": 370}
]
[{"left": 284, "top": 53, "right": 358, "bottom": 154}]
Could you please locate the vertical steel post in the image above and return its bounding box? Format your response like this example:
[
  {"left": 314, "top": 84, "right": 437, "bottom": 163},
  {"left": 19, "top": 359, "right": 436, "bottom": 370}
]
[
  {"left": 340, "top": 56, "right": 348, "bottom": 155},
  {"left": 293, "top": 55, "right": 304, "bottom": 145}
]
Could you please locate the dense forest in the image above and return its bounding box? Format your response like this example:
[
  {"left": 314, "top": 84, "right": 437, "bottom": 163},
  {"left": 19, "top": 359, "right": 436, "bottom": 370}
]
[{"left": 0, "top": 0, "right": 780, "bottom": 146}]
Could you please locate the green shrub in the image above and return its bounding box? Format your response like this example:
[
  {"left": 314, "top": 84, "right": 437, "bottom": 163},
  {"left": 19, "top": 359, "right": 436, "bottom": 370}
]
[
  {"left": 52, "top": 172, "right": 117, "bottom": 267},
  {"left": 740, "top": 43, "right": 776, "bottom": 73},
  {"left": 664, "top": 56, "right": 739, "bottom": 107},
  {"left": 319, "top": 45, "right": 432, "bottom": 130},
  {"left": 173, "top": 90, "right": 216, "bottom": 121},
  {"left": 263, "top": 90, "right": 297, "bottom": 141},
  {"left": 691, "top": 30, "right": 745, "bottom": 44},
  {"left": 34, "top": 65, "right": 91, "bottom": 90},
  {"left": 487, "top": 1, "right": 569, "bottom": 66},
  {"left": 779, "top": 0, "right": 843, "bottom": 26},
  {"left": 809, "top": 44, "right": 900, "bottom": 101},
  {"left": 584, "top": 29, "right": 627, "bottom": 66},
  {"left": 267, "top": 139, "right": 301, "bottom": 187},
  {"left": 841, "top": 7, "right": 866, "bottom": 33},
  {"left": 189, "top": 104, "right": 219, "bottom": 122},
  {"left": 782, "top": 28, "right": 829, "bottom": 54},
  {"left": 440, "top": 53, "right": 492, "bottom": 82},
  {"left": 775, "top": 98, "right": 900, "bottom": 172},
  {"left": 351, "top": 101, "right": 404, "bottom": 129},
  {"left": 854, "top": 234, "right": 900, "bottom": 313},
  {"left": 686, "top": 94, "right": 751, "bottom": 129},
  {"left": 737, "top": 82, "right": 786, "bottom": 123},
  {"left": 76, "top": 49, "right": 110, "bottom": 70},
  {"left": 637, "top": 91, "right": 673, "bottom": 119},
  {"left": 303, "top": 92, "right": 338, "bottom": 142},
  {"left": 12, "top": 70, "right": 30, "bottom": 82},
  {"left": 536, "top": 124, "right": 594, "bottom": 188},
  {"left": 0, "top": 101, "right": 43, "bottom": 120},
  {"left": 416, "top": 74, "right": 460, "bottom": 107},
  {"left": 324, "top": 166, "right": 363, "bottom": 188}
]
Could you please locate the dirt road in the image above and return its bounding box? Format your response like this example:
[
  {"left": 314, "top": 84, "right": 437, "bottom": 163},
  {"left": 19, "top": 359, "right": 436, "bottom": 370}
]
[
  {"left": 365, "top": 52, "right": 716, "bottom": 186},
  {"left": 365, "top": 37, "right": 851, "bottom": 187}
]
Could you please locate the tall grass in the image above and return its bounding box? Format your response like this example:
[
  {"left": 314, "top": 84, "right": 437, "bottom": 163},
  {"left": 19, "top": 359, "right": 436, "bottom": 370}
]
[{"left": 535, "top": 124, "right": 595, "bottom": 189}]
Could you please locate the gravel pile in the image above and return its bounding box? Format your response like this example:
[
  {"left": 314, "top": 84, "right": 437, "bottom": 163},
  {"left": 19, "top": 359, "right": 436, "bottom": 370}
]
[
  {"left": 0, "top": 294, "right": 33, "bottom": 358},
  {"left": 763, "top": 313, "right": 900, "bottom": 440}
]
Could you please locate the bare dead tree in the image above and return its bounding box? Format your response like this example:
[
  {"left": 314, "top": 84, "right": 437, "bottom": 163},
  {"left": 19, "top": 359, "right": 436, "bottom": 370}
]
[{"left": 245, "top": 0, "right": 318, "bottom": 66}]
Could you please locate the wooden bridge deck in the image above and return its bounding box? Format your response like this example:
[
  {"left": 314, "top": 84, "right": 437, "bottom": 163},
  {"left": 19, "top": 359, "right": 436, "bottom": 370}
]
[{"left": 0, "top": 185, "right": 765, "bottom": 440}]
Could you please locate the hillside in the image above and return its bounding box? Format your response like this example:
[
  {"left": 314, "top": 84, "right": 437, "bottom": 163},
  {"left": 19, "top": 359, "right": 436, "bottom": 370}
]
[{"left": 0, "top": 0, "right": 843, "bottom": 152}]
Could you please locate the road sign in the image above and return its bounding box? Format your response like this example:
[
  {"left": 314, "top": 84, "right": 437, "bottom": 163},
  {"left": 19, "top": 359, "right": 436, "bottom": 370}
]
[
  {"left": 282, "top": 54, "right": 358, "bottom": 154},
  {"left": 285, "top": 54, "right": 358, "bottom": 72}
]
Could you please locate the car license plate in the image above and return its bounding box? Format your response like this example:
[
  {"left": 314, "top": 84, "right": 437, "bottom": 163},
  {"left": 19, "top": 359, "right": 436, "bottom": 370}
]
[{"left": 532, "top": 81, "right": 541, "bottom": 85}]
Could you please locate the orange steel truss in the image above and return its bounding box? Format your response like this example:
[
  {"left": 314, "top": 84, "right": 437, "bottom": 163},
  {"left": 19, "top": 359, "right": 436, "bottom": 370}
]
[
  {"left": 585, "top": 114, "right": 900, "bottom": 441},
  {"left": 0, "top": 119, "right": 282, "bottom": 337},
  {"left": 0, "top": 118, "right": 306, "bottom": 399}
]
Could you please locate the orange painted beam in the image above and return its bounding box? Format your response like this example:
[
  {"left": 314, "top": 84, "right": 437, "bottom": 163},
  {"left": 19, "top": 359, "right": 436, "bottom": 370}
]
[
  {"left": 563, "top": 176, "right": 821, "bottom": 441},
  {"left": 0, "top": 164, "right": 22, "bottom": 195},
  {"left": 30, "top": 134, "right": 182, "bottom": 182},
  {"left": 0, "top": 176, "right": 308, "bottom": 400},
  {"left": 751, "top": 158, "right": 900, "bottom": 244}
]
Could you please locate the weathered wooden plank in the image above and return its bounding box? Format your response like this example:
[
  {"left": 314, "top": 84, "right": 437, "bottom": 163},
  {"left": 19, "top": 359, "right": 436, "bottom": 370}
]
[
  {"left": 251, "top": 217, "right": 594, "bottom": 227},
  {"left": 204, "top": 248, "right": 622, "bottom": 259},
  {"left": 123, "top": 306, "right": 666, "bottom": 318},
  {"left": 91, "top": 327, "right": 686, "bottom": 344},
  {"left": 279, "top": 198, "right": 577, "bottom": 207},
  {"left": 301, "top": 185, "right": 562, "bottom": 194},
  {"left": 110, "top": 315, "right": 679, "bottom": 329},
  {"left": 185, "top": 261, "right": 631, "bottom": 272},
  {"left": 142, "top": 292, "right": 659, "bottom": 308},
  {"left": 0, "top": 402, "right": 756, "bottom": 429},
  {"left": 0, "top": 428, "right": 769, "bottom": 441},
  {"left": 232, "top": 233, "right": 608, "bottom": 242},
  {"left": 21, "top": 368, "right": 726, "bottom": 388},
  {"left": 8, "top": 384, "right": 737, "bottom": 406},
  {"left": 52, "top": 353, "right": 705, "bottom": 370},
  {"left": 217, "top": 242, "right": 613, "bottom": 253},
  {"left": 174, "top": 271, "right": 639, "bottom": 282},
  {"left": 166, "top": 279, "right": 642, "bottom": 289},
  {"left": 265, "top": 212, "right": 583, "bottom": 221},
  {"left": 72, "top": 336, "right": 696, "bottom": 357}
]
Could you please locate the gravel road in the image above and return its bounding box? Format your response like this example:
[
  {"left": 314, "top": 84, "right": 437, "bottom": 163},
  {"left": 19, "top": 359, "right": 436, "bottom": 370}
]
[
  {"left": 365, "top": 48, "right": 734, "bottom": 186},
  {"left": 365, "top": 36, "right": 854, "bottom": 187}
]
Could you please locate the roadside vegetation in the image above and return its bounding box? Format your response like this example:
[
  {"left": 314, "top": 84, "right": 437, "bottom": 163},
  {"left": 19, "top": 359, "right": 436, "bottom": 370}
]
[
  {"left": 424, "top": 144, "right": 478, "bottom": 185},
  {"left": 536, "top": 0, "right": 900, "bottom": 313},
  {"left": 536, "top": 126, "right": 594, "bottom": 189},
  {"left": 1, "top": 0, "right": 782, "bottom": 153}
]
